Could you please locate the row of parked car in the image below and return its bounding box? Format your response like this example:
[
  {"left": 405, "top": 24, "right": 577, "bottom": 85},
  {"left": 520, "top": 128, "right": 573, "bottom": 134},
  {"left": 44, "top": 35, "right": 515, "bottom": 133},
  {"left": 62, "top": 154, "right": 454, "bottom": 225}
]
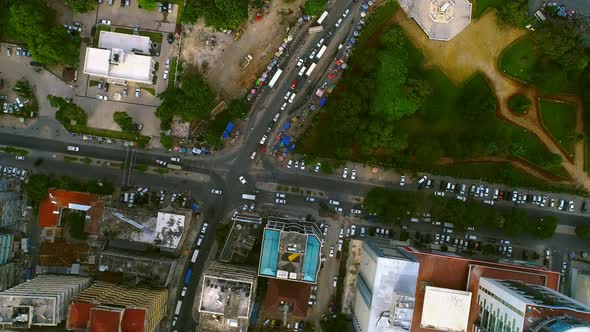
[{"left": 0, "top": 166, "right": 28, "bottom": 181}]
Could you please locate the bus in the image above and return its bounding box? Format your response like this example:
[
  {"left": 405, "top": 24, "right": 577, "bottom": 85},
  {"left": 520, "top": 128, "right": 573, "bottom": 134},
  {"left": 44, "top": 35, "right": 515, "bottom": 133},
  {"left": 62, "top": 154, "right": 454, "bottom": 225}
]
[
  {"left": 184, "top": 268, "right": 192, "bottom": 284},
  {"left": 305, "top": 63, "right": 317, "bottom": 77},
  {"left": 268, "top": 69, "right": 283, "bottom": 88},
  {"left": 242, "top": 194, "right": 256, "bottom": 201},
  {"left": 175, "top": 300, "right": 183, "bottom": 315},
  {"left": 190, "top": 249, "right": 199, "bottom": 263},
  {"left": 317, "top": 11, "right": 328, "bottom": 25},
  {"left": 316, "top": 45, "right": 327, "bottom": 59}
]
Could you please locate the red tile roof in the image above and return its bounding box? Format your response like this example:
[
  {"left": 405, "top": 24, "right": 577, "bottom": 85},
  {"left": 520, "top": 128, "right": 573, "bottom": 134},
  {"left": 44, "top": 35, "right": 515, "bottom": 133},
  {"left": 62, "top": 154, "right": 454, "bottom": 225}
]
[
  {"left": 121, "top": 309, "right": 146, "bottom": 332},
  {"left": 38, "top": 189, "right": 103, "bottom": 234},
  {"left": 39, "top": 240, "right": 91, "bottom": 267},
  {"left": 406, "top": 250, "right": 560, "bottom": 332},
  {"left": 89, "top": 308, "right": 122, "bottom": 332},
  {"left": 263, "top": 279, "right": 311, "bottom": 318},
  {"left": 68, "top": 301, "right": 146, "bottom": 332},
  {"left": 68, "top": 302, "right": 96, "bottom": 330}
]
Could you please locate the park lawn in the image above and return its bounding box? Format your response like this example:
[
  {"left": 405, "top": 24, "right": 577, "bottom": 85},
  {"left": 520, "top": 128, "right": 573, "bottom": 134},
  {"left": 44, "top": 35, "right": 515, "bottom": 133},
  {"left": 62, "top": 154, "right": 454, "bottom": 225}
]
[
  {"left": 539, "top": 99, "right": 577, "bottom": 156},
  {"left": 168, "top": 57, "right": 178, "bottom": 89},
  {"left": 473, "top": 0, "right": 505, "bottom": 18},
  {"left": 115, "top": 27, "right": 134, "bottom": 35},
  {"left": 498, "top": 36, "right": 539, "bottom": 83}
]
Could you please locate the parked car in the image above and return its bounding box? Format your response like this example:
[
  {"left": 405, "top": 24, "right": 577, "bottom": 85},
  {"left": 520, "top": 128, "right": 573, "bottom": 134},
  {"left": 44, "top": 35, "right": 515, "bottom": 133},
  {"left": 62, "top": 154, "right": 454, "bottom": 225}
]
[
  {"left": 238, "top": 176, "right": 247, "bottom": 184},
  {"left": 342, "top": 168, "right": 348, "bottom": 179},
  {"left": 98, "top": 19, "right": 111, "bottom": 25}
]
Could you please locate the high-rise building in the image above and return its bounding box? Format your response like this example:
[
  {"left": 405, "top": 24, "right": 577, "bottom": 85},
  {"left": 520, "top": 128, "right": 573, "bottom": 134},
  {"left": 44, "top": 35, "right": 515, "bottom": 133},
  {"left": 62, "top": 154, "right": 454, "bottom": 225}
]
[
  {"left": 0, "top": 275, "right": 91, "bottom": 328},
  {"left": 198, "top": 261, "right": 257, "bottom": 331},
  {"left": 0, "top": 233, "right": 18, "bottom": 291},
  {"left": 352, "top": 240, "right": 420, "bottom": 332},
  {"left": 66, "top": 281, "right": 168, "bottom": 332},
  {"left": 0, "top": 179, "right": 21, "bottom": 227},
  {"left": 476, "top": 277, "right": 590, "bottom": 331}
]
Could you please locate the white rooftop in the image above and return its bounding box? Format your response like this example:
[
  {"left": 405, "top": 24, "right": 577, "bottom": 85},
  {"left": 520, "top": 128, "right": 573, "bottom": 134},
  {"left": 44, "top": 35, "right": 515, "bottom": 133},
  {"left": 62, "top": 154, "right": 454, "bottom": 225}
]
[
  {"left": 154, "top": 212, "right": 185, "bottom": 249},
  {"left": 83, "top": 48, "right": 154, "bottom": 84},
  {"left": 421, "top": 286, "right": 472, "bottom": 332},
  {"left": 98, "top": 31, "right": 151, "bottom": 54},
  {"left": 398, "top": 0, "right": 472, "bottom": 41}
]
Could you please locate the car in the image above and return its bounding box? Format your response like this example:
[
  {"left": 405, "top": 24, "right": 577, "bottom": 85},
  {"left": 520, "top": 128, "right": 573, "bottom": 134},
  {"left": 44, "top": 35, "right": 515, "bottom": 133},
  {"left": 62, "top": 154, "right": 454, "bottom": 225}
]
[
  {"left": 156, "top": 159, "right": 167, "bottom": 166},
  {"left": 300, "top": 160, "right": 305, "bottom": 170},
  {"left": 122, "top": 87, "right": 128, "bottom": 96},
  {"left": 259, "top": 135, "right": 268, "bottom": 145},
  {"left": 569, "top": 201, "right": 575, "bottom": 212},
  {"left": 351, "top": 169, "right": 356, "bottom": 180},
  {"left": 96, "top": 95, "right": 107, "bottom": 100},
  {"left": 332, "top": 276, "right": 338, "bottom": 288},
  {"left": 239, "top": 176, "right": 247, "bottom": 184},
  {"left": 296, "top": 58, "right": 304, "bottom": 68},
  {"left": 541, "top": 196, "right": 547, "bottom": 207},
  {"left": 493, "top": 189, "right": 499, "bottom": 199},
  {"left": 168, "top": 3, "right": 173, "bottom": 11},
  {"left": 351, "top": 209, "right": 361, "bottom": 214},
  {"left": 350, "top": 225, "right": 356, "bottom": 236},
  {"left": 135, "top": 88, "right": 141, "bottom": 97},
  {"left": 308, "top": 49, "right": 318, "bottom": 59},
  {"left": 456, "top": 195, "right": 467, "bottom": 202},
  {"left": 98, "top": 19, "right": 111, "bottom": 25},
  {"left": 291, "top": 80, "right": 298, "bottom": 89},
  {"left": 434, "top": 191, "right": 444, "bottom": 197},
  {"left": 276, "top": 198, "right": 286, "bottom": 204},
  {"left": 276, "top": 193, "right": 286, "bottom": 198},
  {"left": 329, "top": 200, "right": 340, "bottom": 205},
  {"left": 170, "top": 156, "right": 180, "bottom": 162},
  {"left": 201, "top": 223, "right": 209, "bottom": 234},
  {"left": 512, "top": 191, "right": 518, "bottom": 202},
  {"left": 67, "top": 145, "right": 80, "bottom": 152},
  {"left": 483, "top": 200, "right": 494, "bottom": 205},
  {"left": 306, "top": 197, "right": 316, "bottom": 202},
  {"left": 281, "top": 102, "right": 288, "bottom": 111},
  {"left": 335, "top": 207, "right": 343, "bottom": 213},
  {"left": 250, "top": 151, "right": 257, "bottom": 160},
  {"left": 15, "top": 155, "right": 24, "bottom": 161},
  {"left": 314, "top": 162, "right": 321, "bottom": 172},
  {"left": 550, "top": 198, "right": 556, "bottom": 208},
  {"left": 335, "top": 18, "right": 343, "bottom": 27},
  {"left": 294, "top": 160, "right": 299, "bottom": 169},
  {"left": 339, "top": 227, "right": 344, "bottom": 238},
  {"left": 16, "top": 47, "right": 21, "bottom": 56},
  {"left": 400, "top": 175, "right": 406, "bottom": 186},
  {"left": 273, "top": 113, "right": 281, "bottom": 124},
  {"left": 284, "top": 91, "right": 292, "bottom": 100},
  {"left": 163, "top": 70, "right": 169, "bottom": 80},
  {"left": 342, "top": 168, "right": 348, "bottom": 179},
  {"left": 500, "top": 240, "right": 510, "bottom": 245},
  {"left": 167, "top": 33, "right": 174, "bottom": 44},
  {"left": 287, "top": 160, "right": 293, "bottom": 168},
  {"left": 329, "top": 246, "right": 335, "bottom": 257},
  {"left": 342, "top": 8, "right": 350, "bottom": 17},
  {"left": 211, "top": 189, "right": 222, "bottom": 195},
  {"left": 180, "top": 286, "right": 187, "bottom": 297}
]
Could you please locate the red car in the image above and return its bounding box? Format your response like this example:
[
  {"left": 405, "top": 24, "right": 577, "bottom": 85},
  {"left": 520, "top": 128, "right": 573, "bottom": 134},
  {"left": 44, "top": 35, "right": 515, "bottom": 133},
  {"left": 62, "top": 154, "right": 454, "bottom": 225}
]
[{"left": 291, "top": 80, "right": 298, "bottom": 89}]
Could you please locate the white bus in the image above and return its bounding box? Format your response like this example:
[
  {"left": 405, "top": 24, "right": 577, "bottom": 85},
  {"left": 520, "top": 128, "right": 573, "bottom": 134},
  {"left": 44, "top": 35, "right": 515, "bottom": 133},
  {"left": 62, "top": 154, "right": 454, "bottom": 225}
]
[
  {"left": 317, "top": 11, "right": 328, "bottom": 25},
  {"left": 268, "top": 69, "right": 283, "bottom": 88},
  {"left": 316, "top": 45, "right": 327, "bottom": 59},
  {"left": 175, "top": 300, "right": 183, "bottom": 315},
  {"left": 190, "top": 248, "right": 200, "bottom": 263},
  {"left": 305, "top": 63, "right": 317, "bottom": 77},
  {"left": 242, "top": 194, "right": 256, "bottom": 201}
]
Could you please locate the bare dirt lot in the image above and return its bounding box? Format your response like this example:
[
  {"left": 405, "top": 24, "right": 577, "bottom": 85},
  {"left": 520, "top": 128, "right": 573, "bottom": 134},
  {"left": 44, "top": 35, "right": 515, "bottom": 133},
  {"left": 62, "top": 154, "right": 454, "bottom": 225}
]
[{"left": 181, "top": 0, "right": 305, "bottom": 100}]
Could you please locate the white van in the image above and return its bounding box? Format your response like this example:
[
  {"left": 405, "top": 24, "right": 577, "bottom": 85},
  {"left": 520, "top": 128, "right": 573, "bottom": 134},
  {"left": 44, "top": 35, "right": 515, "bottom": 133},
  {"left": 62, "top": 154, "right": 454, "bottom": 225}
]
[
  {"left": 196, "top": 235, "right": 204, "bottom": 247},
  {"left": 288, "top": 93, "right": 296, "bottom": 103},
  {"left": 298, "top": 66, "right": 306, "bottom": 76},
  {"left": 190, "top": 248, "right": 200, "bottom": 263}
]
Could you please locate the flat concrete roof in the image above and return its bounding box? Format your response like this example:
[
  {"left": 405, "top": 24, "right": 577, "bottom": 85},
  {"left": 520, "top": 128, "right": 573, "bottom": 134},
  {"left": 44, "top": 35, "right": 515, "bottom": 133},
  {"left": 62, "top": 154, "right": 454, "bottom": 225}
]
[
  {"left": 155, "top": 212, "right": 185, "bottom": 249},
  {"left": 398, "top": 0, "right": 472, "bottom": 41},
  {"left": 421, "top": 286, "right": 471, "bottom": 332},
  {"left": 83, "top": 48, "right": 154, "bottom": 84},
  {"left": 98, "top": 31, "right": 151, "bottom": 54},
  {"left": 83, "top": 48, "right": 111, "bottom": 77}
]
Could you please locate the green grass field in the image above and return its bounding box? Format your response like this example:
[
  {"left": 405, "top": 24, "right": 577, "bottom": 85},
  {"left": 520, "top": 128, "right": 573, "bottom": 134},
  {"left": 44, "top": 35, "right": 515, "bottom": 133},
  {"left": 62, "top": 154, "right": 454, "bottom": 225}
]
[
  {"left": 539, "top": 99, "right": 577, "bottom": 156},
  {"left": 473, "top": 0, "right": 505, "bottom": 18},
  {"left": 114, "top": 28, "right": 134, "bottom": 35},
  {"left": 498, "top": 36, "right": 538, "bottom": 83}
]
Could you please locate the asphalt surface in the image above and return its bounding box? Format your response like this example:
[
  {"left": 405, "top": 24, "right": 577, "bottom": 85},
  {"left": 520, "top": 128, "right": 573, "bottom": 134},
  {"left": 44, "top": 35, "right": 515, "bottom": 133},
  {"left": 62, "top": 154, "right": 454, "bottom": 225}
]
[{"left": 2, "top": 1, "right": 590, "bottom": 330}]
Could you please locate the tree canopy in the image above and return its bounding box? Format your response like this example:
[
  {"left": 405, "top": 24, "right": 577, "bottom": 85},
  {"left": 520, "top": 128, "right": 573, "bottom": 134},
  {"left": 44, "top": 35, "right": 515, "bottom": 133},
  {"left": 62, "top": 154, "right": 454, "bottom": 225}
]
[
  {"left": 8, "top": 0, "right": 80, "bottom": 65},
  {"left": 113, "top": 112, "right": 134, "bottom": 133},
  {"left": 304, "top": 0, "right": 326, "bottom": 16},
  {"left": 183, "top": 0, "right": 249, "bottom": 29},
  {"left": 497, "top": 0, "right": 528, "bottom": 26},
  {"left": 63, "top": 0, "right": 96, "bottom": 12},
  {"left": 533, "top": 19, "right": 588, "bottom": 73}
]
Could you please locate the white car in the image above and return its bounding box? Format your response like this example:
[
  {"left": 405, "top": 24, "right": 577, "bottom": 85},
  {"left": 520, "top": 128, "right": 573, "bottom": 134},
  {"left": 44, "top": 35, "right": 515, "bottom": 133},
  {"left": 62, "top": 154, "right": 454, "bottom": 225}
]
[
  {"left": 211, "top": 189, "right": 222, "bottom": 195},
  {"left": 296, "top": 58, "right": 304, "bottom": 67},
  {"left": 135, "top": 88, "right": 141, "bottom": 97},
  {"left": 66, "top": 145, "right": 80, "bottom": 152},
  {"left": 335, "top": 18, "right": 343, "bottom": 27},
  {"left": 351, "top": 169, "right": 356, "bottom": 180},
  {"left": 170, "top": 156, "right": 181, "bottom": 162},
  {"left": 180, "top": 286, "right": 187, "bottom": 297},
  {"left": 276, "top": 193, "right": 286, "bottom": 198},
  {"left": 163, "top": 70, "right": 169, "bottom": 80},
  {"left": 329, "top": 200, "right": 339, "bottom": 205},
  {"left": 483, "top": 200, "right": 494, "bottom": 205},
  {"left": 276, "top": 198, "right": 286, "bottom": 204},
  {"left": 96, "top": 95, "right": 108, "bottom": 100},
  {"left": 201, "top": 223, "right": 209, "bottom": 234},
  {"left": 314, "top": 162, "right": 321, "bottom": 172},
  {"left": 156, "top": 159, "right": 167, "bottom": 166},
  {"left": 569, "top": 201, "right": 575, "bottom": 212},
  {"left": 316, "top": 38, "right": 325, "bottom": 48},
  {"left": 273, "top": 113, "right": 280, "bottom": 122},
  {"left": 281, "top": 102, "right": 288, "bottom": 111},
  {"left": 250, "top": 151, "right": 257, "bottom": 160},
  {"left": 300, "top": 160, "right": 305, "bottom": 170},
  {"left": 434, "top": 191, "right": 445, "bottom": 197},
  {"left": 15, "top": 155, "right": 24, "bottom": 160},
  {"left": 239, "top": 176, "right": 247, "bottom": 184},
  {"left": 98, "top": 19, "right": 111, "bottom": 25},
  {"left": 287, "top": 160, "right": 293, "bottom": 168},
  {"left": 329, "top": 246, "right": 335, "bottom": 257},
  {"left": 400, "top": 175, "right": 406, "bottom": 186},
  {"left": 350, "top": 225, "right": 356, "bottom": 236},
  {"left": 342, "top": 8, "right": 350, "bottom": 17},
  {"left": 342, "top": 167, "right": 348, "bottom": 179},
  {"left": 306, "top": 197, "right": 316, "bottom": 202},
  {"left": 351, "top": 209, "right": 361, "bottom": 214},
  {"left": 335, "top": 207, "right": 343, "bottom": 213},
  {"left": 284, "top": 91, "right": 292, "bottom": 100},
  {"left": 259, "top": 135, "right": 268, "bottom": 145},
  {"left": 332, "top": 276, "right": 338, "bottom": 288}
]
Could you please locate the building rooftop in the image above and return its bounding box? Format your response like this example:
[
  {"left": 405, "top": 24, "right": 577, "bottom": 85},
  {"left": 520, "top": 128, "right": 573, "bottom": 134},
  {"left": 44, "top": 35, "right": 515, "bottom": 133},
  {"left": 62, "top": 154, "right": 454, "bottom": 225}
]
[
  {"left": 263, "top": 279, "right": 311, "bottom": 318},
  {"left": 38, "top": 240, "right": 92, "bottom": 267},
  {"left": 38, "top": 190, "right": 103, "bottom": 234},
  {"left": 420, "top": 286, "right": 471, "bottom": 332},
  {"left": 84, "top": 48, "right": 154, "bottom": 84},
  {"left": 219, "top": 218, "right": 263, "bottom": 263},
  {"left": 258, "top": 217, "right": 322, "bottom": 284},
  {"left": 98, "top": 31, "right": 151, "bottom": 54},
  {"left": 199, "top": 276, "right": 253, "bottom": 318},
  {"left": 97, "top": 249, "right": 176, "bottom": 287},
  {"left": 398, "top": 0, "right": 472, "bottom": 41},
  {"left": 154, "top": 212, "right": 185, "bottom": 249}
]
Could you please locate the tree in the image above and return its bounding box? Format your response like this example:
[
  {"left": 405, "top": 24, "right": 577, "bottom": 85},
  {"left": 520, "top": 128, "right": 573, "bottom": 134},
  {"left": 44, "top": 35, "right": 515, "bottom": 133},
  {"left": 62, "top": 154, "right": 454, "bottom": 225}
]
[
  {"left": 24, "top": 174, "right": 51, "bottom": 203},
  {"left": 183, "top": 0, "right": 249, "bottom": 29},
  {"left": 304, "top": 0, "right": 326, "bottom": 16},
  {"left": 503, "top": 208, "right": 529, "bottom": 235},
  {"left": 138, "top": 0, "right": 158, "bottom": 10},
  {"left": 497, "top": 0, "right": 528, "bottom": 26},
  {"left": 482, "top": 244, "right": 496, "bottom": 256},
  {"left": 457, "top": 76, "right": 497, "bottom": 121},
  {"left": 533, "top": 19, "right": 588, "bottom": 73},
  {"left": 533, "top": 62, "right": 569, "bottom": 94},
  {"left": 508, "top": 94, "right": 531, "bottom": 115},
  {"left": 63, "top": 0, "right": 96, "bottom": 12},
  {"left": 532, "top": 216, "right": 558, "bottom": 239},
  {"left": 113, "top": 112, "right": 134, "bottom": 133},
  {"left": 575, "top": 225, "right": 590, "bottom": 238}
]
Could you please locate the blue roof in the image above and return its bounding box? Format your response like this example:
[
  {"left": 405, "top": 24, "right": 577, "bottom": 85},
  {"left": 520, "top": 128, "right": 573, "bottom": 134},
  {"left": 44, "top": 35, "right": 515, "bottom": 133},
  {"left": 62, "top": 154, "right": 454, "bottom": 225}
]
[
  {"left": 301, "top": 236, "right": 320, "bottom": 282},
  {"left": 259, "top": 229, "right": 280, "bottom": 276}
]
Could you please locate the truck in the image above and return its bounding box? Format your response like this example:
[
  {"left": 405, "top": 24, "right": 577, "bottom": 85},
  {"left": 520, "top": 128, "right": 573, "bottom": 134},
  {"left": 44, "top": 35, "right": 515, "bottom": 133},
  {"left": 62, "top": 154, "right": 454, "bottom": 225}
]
[
  {"left": 309, "top": 26, "right": 324, "bottom": 34},
  {"left": 268, "top": 69, "right": 283, "bottom": 88},
  {"left": 240, "top": 54, "right": 253, "bottom": 69},
  {"left": 242, "top": 194, "right": 256, "bottom": 201},
  {"left": 190, "top": 248, "right": 200, "bottom": 263},
  {"left": 167, "top": 164, "right": 182, "bottom": 170},
  {"left": 184, "top": 268, "right": 193, "bottom": 284},
  {"left": 175, "top": 300, "right": 183, "bottom": 315},
  {"left": 305, "top": 63, "right": 317, "bottom": 77},
  {"left": 316, "top": 45, "right": 327, "bottom": 59},
  {"left": 317, "top": 11, "right": 328, "bottom": 25}
]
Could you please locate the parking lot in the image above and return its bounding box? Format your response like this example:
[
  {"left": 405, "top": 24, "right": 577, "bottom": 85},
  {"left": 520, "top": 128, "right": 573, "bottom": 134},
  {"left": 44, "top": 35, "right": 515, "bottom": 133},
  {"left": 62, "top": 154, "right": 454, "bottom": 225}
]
[{"left": 96, "top": 0, "right": 178, "bottom": 33}]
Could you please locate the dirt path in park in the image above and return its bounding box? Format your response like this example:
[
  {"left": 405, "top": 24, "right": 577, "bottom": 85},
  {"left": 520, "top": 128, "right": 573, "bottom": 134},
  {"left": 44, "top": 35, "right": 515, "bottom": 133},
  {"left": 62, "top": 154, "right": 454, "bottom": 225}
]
[{"left": 393, "top": 10, "right": 590, "bottom": 192}]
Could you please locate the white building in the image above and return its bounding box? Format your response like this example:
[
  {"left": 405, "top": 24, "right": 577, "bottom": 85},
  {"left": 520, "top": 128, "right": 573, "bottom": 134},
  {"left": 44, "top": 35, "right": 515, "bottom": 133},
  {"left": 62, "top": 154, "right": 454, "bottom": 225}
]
[
  {"left": 0, "top": 275, "right": 91, "bottom": 328},
  {"left": 421, "top": 286, "right": 471, "bottom": 332},
  {"left": 351, "top": 240, "right": 420, "bottom": 332},
  {"left": 83, "top": 31, "right": 155, "bottom": 84},
  {"left": 477, "top": 277, "right": 590, "bottom": 332}
]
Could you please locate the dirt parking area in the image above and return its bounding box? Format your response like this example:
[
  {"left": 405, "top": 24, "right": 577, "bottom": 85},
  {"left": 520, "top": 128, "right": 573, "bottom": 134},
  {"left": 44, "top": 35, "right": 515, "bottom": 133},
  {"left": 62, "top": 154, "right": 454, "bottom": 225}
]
[
  {"left": 97, "top": 0, "right": 177, "bottom": 32},
  {"left": 181, "top": 0, "right": 305, "bottom": 100}
]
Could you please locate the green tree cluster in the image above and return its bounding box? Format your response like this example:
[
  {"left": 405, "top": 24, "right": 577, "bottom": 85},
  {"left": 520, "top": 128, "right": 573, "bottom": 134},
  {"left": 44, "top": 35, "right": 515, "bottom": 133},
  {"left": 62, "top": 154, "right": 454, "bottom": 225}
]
[
  {"left": 8, "top": 0, "right": 80, "bottom": 65},
  {"left": 50, "top": 96, "right": 88, "bottom": 129},
  {"left": 113, "top": 112, "right": 134, "bottom": 133},
  {"left": 508, "top": 94, "right": 532, "bottom": 115},
  {"left": 533, "top": 19, "right": 588, "bottom": 73},
  {"left": 204, "top": 99, "right": 249, "bottom": 148},
  {"left": 304, "top": 0, "right": 326, "bottom": 16},
  {"left": 497, "top": 0, "right": 528, "bottom": 26},
  {"left": 156, "top": 72, "right": 216, "bottom": 130},
  {"left": 24, "top": 174, "right": 113, "bottom": 205},
  {"left": 183, "top": 0, "right": 249, "bottom": 29},
  {"left": 63, "top": 0, "right": 96, "bottom": 12},
  {"left": 62, "top": 212, "right": 87, "bottom": 240},
  {"left": 576, "top": 225, "right": 590, "bottom": 238}
]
